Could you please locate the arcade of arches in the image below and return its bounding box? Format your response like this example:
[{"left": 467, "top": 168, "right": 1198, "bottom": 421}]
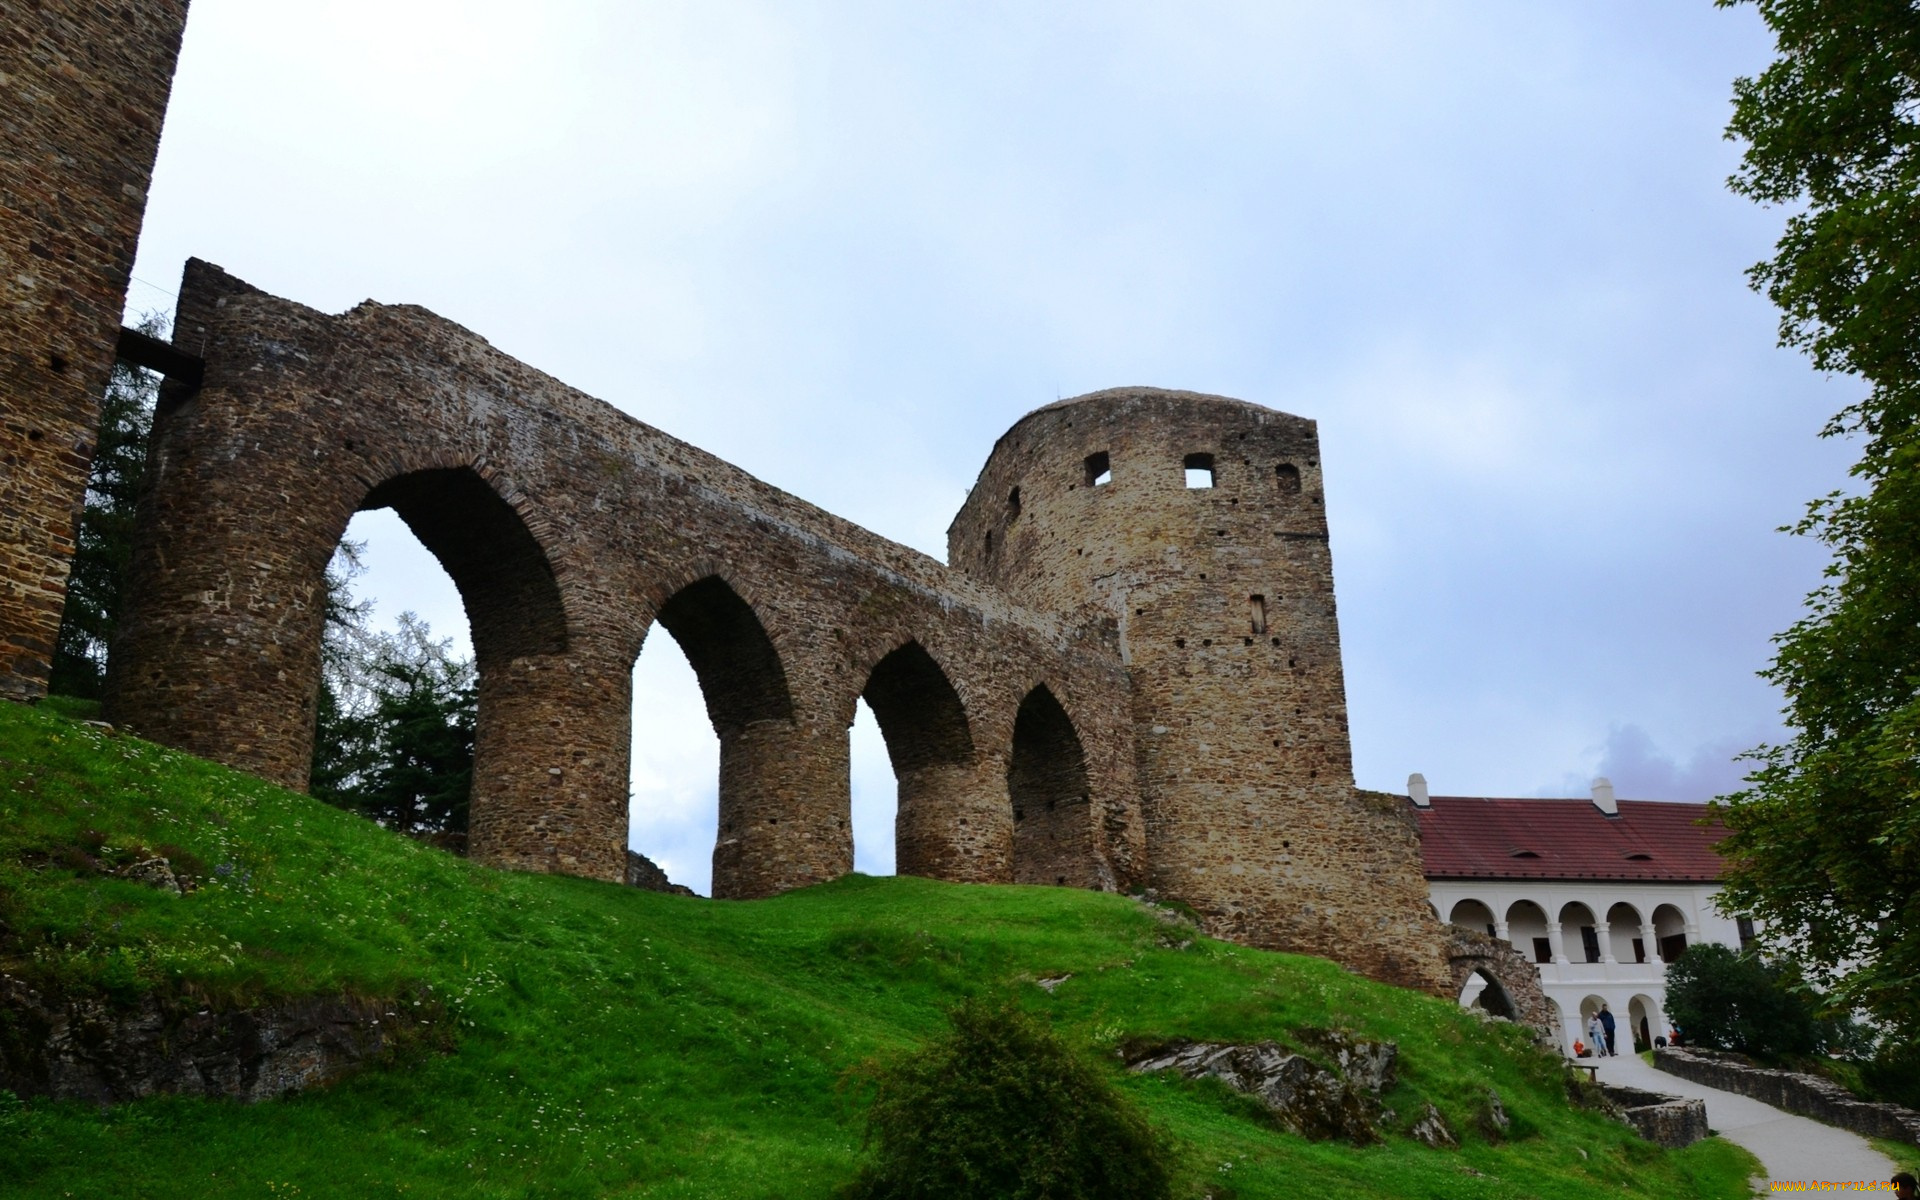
[{"left": 104, "top": 261, "right": 1144, "bottom": 901}]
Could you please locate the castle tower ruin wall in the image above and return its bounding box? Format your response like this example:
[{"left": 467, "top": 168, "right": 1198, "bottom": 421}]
[
  {"left": 0, "top": 0, "right": 191, "bottom": 700},
  {"left": 949, "top": 388, "right": 1448, "bottom": 993}
]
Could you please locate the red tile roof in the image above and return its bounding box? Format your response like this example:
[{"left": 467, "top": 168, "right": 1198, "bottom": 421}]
[{"left": 1416, "top": 795, "right": 1726, "bottom": 883}]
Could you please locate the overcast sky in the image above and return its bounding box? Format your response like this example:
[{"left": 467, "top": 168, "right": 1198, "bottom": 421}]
[{"left": 125, "top": 1, "right": 1853, "bottom": 893}]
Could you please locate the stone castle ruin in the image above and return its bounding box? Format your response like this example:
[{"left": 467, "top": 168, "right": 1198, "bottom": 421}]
[{"left": 1, "top": 1, "right": 1449, "bottom": 994}]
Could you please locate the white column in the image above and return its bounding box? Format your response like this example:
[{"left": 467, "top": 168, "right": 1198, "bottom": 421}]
[
  {"left": 1596, "top": 920, "right": 1617, "bottom": 964},
  {"left": 1548, "top": 920, "right": 1569, "bottom": 965}
]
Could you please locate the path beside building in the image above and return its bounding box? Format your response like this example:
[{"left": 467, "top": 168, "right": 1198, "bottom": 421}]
[{"left": 1592, "top": 1051, "right": 1899, "bottom": 1191}]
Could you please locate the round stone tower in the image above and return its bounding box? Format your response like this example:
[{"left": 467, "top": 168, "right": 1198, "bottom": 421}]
[{"left": 951, "top": 387, "right": 1444, "bottom": 992}]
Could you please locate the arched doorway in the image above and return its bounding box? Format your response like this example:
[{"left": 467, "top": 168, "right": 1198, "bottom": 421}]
[
  {"left": 1460, "top": 968, "right": 1518, "bottom": 1020},
  {"left": 632, "top": 575, "right": 810, "bottom": 899},
  {"left": 1008, "top": 684, "right": 1092, "bottom": 886},
  {"left": 1630, "top": 993, "right": 1662, "bottom": 1052},
  {"left": 350, "top": 469, "right": 568, "bottom": 856},
  {"left": 858, "top": 641, "right": 985, "bottom": 880}
]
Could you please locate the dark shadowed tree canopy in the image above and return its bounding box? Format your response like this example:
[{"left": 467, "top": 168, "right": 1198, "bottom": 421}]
[
  {"left": 1663, "top": 944, "right": 1824, "bottom": 1061},
  {"left": 49, "top": 318, "right": 163, "bottom": 698},
  {"left": 1713, "top": 0, "right": 1920, "bottom": 1039}
]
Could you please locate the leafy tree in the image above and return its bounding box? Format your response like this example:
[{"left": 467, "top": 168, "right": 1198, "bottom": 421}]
[
  {"left": 310, "top": 543, "right": 476, "bottom": 843},
  {"left": 49, "top": 316, "right": 164, "bottom": 698},
  {"left": 1663, "top": 944, "right": 1824, "bottom": 1061},
  {"left": 1712, "top": 0, "right": 1920, "bottom": 1041},
  {"left": 840, "top": 999, "right": 1173, "bottom": 1200}
]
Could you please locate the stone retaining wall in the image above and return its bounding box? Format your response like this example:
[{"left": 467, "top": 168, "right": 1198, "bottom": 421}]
[
  {"left": 1600, "top": 1081, "right": 1710, "bottom": 1149},
  {"left": 1654, "top": 1046, "right": 1920, "bottom": 1145}
]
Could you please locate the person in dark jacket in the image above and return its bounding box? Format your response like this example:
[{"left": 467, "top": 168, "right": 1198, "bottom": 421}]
[{"left": 1599, "top": 1004, "right": 1617, "bottom": 1056}]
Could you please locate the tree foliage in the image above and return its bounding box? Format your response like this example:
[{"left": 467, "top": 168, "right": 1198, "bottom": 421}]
[
  {"left": 1713, "top": 0, "right": 1920, "bottom": 1040},
  {"left": 49, "top": 317, "right": 163, "bottom": 698},
  {"left": 1663, "top": 944, "right": 1824, "bottom": 1061},
  {"left": 310, "top": 542, "right": 477, "bottom": 843},
  {"left": 840, "top": 1000, "right": 1174, "bottom": 1200}
]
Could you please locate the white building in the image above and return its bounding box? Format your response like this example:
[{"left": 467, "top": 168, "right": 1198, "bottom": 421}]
[{"left": 1412, "top": 774, "right": 1750, "bottom": 1058}]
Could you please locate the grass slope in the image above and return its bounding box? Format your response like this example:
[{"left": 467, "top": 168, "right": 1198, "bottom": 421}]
[{"left": 0, "top": 700, "right": 1757, "bottom": 1198}]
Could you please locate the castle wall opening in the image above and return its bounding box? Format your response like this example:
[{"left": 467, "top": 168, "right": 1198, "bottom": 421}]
[{"left": 1008, "top": 684, "right": 1093, "bottom": 887}]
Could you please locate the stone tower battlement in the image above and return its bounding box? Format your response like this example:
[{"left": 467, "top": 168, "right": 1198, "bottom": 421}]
[{"left": 951, "top": 389, "right": 1440, "bottom": 984}]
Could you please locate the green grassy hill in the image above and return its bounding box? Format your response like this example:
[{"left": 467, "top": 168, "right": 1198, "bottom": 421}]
[{"left": 0, "top": 700, "right": 1756, "bottom": 1198}]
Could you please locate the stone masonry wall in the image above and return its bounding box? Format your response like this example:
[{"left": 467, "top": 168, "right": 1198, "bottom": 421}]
[
  {"left": 1654, "top": 1046, "right": 1920, "bottom": 1145},
  {"left": 0, "top": 0, "right": 190, "bottom": 700},
  {"left": 106, "top": 260, "right": 1143, "bottom": 900},
  {"left": 949, "top": 389, "right": 1449, "bottom": 993}
]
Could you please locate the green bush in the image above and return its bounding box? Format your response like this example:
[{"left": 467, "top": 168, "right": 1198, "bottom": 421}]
[
  {"left": 1665, "top": 943, "right": 1822, "bottom": 1061},
  {"left": 841, "top": 999, "right": 1174, "bottom": 1200}
]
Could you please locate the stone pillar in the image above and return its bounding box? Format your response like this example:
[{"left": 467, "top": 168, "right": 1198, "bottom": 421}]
[
  {"left": 895, "top": 757, "right": 1012, "bottom": 883},
  {"left": 466, "top": 645, "right": 632, "bottom": 884},
  {"left": 0, "top": 0, "right": 191, "bottom": 700},
  {"left": 712, "top": 716, "right": 852, "bottom": 899},
  {"left": 1641, "top": 922, "right": 1658, "bottom": 965},
  {"left": 103, "top": 424, "right": 335, "bottom": 788},
  {"left": 1596, "top": 920, "right": 1617, "bottom": 964},
  {"left": 1548, "top": 921, "right": 1569, "bottom": 965}
]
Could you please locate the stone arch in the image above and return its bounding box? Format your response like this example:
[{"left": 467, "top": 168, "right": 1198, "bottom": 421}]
[
  {"left": 649, "top": 574, "right": 794, "bottom": 734},
  {"left": 856, "top": 640, "right": 1006, "bottom": 882},
  {"left": 351, "top": 467, "right": 574, "bottom": 865},
  {"left": 1008, "top": 683, "right": 1094, "bottom": 887},
  {"left": 636, "top": 573, "right": 827, "bottom": 898},
  {"left": 1461, "top": 967, "right": 1518, "bottom": 1020},
  {"left": 860, "top": 640, "right": 974, "bottom": 771},
  {"left": 359, "top": 466, "right": 568, "bottom": 669},
  {"left": 1444, "top": 927, "right": 1552, "bottom": 1042}
]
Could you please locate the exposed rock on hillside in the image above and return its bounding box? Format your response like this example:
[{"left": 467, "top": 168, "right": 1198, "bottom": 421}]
[
  {"left": 1126, "top": 1033, "right": 1397, "bottom": 1144},
  {"left": 0, "top": 974, "right": 437, "bottom": 1104}
]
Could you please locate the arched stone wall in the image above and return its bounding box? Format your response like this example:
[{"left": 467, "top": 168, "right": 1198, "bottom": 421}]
[
  {"left": 1446, "top": 927, "right": 1554, "bottom": 1042},
  {"left": 106, "top": 260, "right": 1142, "bottom": 899}
]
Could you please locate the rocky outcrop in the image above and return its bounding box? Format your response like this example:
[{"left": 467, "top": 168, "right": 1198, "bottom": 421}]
[
  {"left": 625, "top": 850, "right": 696, "bottom": 897},
  {"left": 1126, "top": 1032, "right": 1397, "bottom": 1144},
  {"left": 0, "top": 974, "right": 438, "bottom": 1104},
  {"left": 1408, "top": 1101, "right": 1457, "bottom": 1148},
  {"left": 1654, "top": 1046, "right": 1920, "bottom": 1145}
]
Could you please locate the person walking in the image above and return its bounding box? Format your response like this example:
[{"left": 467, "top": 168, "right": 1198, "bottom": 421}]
[
  {"left": 1599, "top": 1004, "right": 1617, "bottom": 1056},
  {"left": 1587, "top": 1011, "right": 1609, "bottom": 1057}
]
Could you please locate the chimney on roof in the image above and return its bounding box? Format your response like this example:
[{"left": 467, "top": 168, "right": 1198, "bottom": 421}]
[
  {"left": 1409, "top": 773, "right": 1430, "bottom": 808},
  {"left": 1591, "top": 776, "right": 1618, "bottom": 816}
]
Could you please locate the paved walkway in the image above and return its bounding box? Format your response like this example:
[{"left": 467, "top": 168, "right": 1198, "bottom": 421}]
[{"left": 1590, "top": 1051, "right": 1898, "bottom": 1192}]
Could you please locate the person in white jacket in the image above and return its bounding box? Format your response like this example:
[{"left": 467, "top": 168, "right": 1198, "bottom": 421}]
[{"left": 1587, "top": 1012, "right": 1610, "bottom": 1057}]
